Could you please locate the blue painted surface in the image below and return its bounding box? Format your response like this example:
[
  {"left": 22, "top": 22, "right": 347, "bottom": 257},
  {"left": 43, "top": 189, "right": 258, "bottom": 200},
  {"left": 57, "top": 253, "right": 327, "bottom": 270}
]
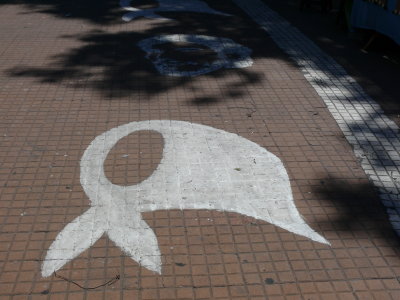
[{"left": 351, "top": 0, "right": 400, "bottom": 45}]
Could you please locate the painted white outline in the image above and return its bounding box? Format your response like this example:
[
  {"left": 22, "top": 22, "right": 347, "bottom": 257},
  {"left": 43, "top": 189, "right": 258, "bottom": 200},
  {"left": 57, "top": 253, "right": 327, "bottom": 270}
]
[
  {"left": 137, "top": 34, "right": 253, "bottom": 77},
  {"left": 42, "top": 120, "right": 329, "bottom": 277},
  {"left": 120, "top": 0, "right": 231, "bottom": 22}
]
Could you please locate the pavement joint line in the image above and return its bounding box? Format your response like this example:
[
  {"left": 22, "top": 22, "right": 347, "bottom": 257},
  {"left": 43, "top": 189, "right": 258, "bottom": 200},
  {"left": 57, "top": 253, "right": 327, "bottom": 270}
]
[{"left": 232, "top": 0, "right": 400, "bottom": 236}]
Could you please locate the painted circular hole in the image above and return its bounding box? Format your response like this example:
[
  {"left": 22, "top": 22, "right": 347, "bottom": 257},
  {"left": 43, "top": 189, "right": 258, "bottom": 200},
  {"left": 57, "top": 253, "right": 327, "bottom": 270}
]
[
  {"left": 154, "top": 42, "right": 219, "bottom": 72},
  {"left": 104, "top": 130, "right": 164, "bottom": 186}
]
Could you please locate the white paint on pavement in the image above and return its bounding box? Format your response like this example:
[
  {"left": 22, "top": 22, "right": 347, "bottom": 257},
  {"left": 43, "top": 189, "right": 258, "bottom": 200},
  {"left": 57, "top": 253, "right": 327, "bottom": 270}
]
[
  {"left": 137, "top": 34, "right": 253, "bottom": 77},
  {"left": 120, "top": 0, "right": 231, "bottom": 22},
  {"left": 42, "top": 120, "right": 329, "bottom": 277},
  {"left": 232, "top": 0, "right": 400, "bottom": 233}
]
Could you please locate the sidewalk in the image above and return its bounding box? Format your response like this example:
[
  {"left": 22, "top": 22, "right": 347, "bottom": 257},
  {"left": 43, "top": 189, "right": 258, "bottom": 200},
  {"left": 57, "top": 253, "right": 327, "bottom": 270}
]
[{"left": 1, "top": 0, "right": 400, "bottom": 299}]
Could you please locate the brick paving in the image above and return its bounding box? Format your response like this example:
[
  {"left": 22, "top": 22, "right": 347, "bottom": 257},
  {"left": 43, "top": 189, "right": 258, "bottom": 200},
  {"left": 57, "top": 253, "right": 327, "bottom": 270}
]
[
  {"left": 234, "top": 0, "right": 400, "bottom": 243},
  {"left": 0, "top": 1, "right": 400, "bottom": 299}
]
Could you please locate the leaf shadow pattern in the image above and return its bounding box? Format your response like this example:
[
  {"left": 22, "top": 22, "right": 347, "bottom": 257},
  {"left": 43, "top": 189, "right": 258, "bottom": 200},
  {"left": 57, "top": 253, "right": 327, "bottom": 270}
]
[
  {"left": 0, "top": 0, "right": 123, "bottom": 25},
  {"left": 312, "top": 176, "right": 400, "bottom": 248},
  {"left": 4, "top": 0, "right": 291, "bottom": 103},
  {"left": 229, "top": 0, "right": 400, "bottom": 239},
  {"left": 5, "top": 0, "right": 400, "bottom": 228}
]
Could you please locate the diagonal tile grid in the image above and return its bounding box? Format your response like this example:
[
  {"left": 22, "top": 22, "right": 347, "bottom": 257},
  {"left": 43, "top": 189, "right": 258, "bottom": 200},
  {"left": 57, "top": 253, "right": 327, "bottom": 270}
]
[{"left": 233, "top": 0, "right": 400, "bottom": 233}]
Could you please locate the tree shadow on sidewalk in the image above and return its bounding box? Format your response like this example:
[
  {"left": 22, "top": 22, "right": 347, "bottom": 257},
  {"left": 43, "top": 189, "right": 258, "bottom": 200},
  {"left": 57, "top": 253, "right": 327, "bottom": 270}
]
[
  {"left": 312, "top": 175, "right": 400, "bottom": 249},
  {"left": 4, "top": 0, "right": 292, "bottom": 103},
  {"left": 5, "top": 0, "right": 400, "bottom": 239},
  {"left": 0, "top": 0, "right": 122, "bottom": 25}
]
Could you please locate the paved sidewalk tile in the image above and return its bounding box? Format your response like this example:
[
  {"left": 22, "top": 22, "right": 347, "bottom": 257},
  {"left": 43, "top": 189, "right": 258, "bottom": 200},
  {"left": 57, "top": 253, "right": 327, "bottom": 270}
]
[{"left": 0, "top": 0, "right": 399, "bottom": 299}]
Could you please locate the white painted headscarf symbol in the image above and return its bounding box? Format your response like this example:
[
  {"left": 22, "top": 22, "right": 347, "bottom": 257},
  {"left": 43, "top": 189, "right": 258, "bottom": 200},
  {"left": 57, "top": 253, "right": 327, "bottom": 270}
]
[
  {"left": 137, "top": 34, "right": 253, "bottom": 77},
  {"left": 120, "top": 0, "right": 231, "bottom": 22},
  {"left": 42, "top": 120, "right": 329, "bottom": 277}
]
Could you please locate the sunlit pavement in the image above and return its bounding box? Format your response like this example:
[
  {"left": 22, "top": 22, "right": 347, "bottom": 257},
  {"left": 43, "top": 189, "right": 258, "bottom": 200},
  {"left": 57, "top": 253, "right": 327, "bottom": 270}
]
[{"left": 1, "top": 1, "right": 400, "bottom": 299}]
